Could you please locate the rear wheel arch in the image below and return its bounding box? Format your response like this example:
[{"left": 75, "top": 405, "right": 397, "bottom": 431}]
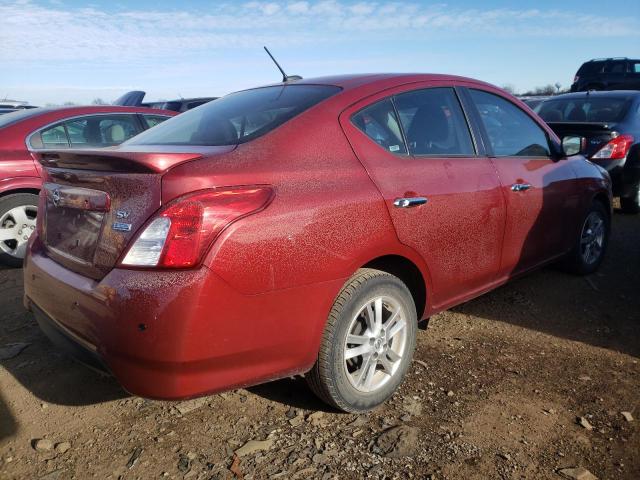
[
  {"left": 361, "top": 254, "right": 428, "bottom": 321},
  {"left": 0, "top": 187, "right": 40, "bottom": 199},
  {"left": 306, "top": 267, "right": 418, "bottom": 411},
  {"left": 592, "top": 191, "right": 612, "bottom": 218}
]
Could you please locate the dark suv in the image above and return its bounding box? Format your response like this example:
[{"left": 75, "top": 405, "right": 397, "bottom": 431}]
[{"left": 571, "top": 58, "right": 640, "bottom": 92}]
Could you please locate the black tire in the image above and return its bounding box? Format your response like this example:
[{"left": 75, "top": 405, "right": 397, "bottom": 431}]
[
  {"left": 621, "top": 184, "right": 640, "bottom": 214},
  {"left": 562, "top": 201, "right": 609, "bottom": 275},
  {"left": 0, "top": 193, "right": 39, "bottom": 268},
  {"left": 306, "top": 268, "right": 417, "bottom": 412}
]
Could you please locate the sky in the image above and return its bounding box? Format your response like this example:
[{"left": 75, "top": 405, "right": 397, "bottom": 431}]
[{"left": 1, "top": 0, "right": 639, "bottom": 105}]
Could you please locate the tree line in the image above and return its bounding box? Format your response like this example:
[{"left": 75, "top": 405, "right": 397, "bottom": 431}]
[{"left": 502, "top": 83, "right": 570, "bottom": 97}]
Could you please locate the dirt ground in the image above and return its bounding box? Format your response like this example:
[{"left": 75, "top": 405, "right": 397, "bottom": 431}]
[{"left": 0, "top": 212, "right": 638, "bottom": 480}]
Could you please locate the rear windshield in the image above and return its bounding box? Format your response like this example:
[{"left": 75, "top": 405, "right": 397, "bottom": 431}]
[
  {"left": 127, "top": 84, "right": 341, "bottom": 146},
  {"left": 536, "top": 97, "right": 631, "bottom": 123}
]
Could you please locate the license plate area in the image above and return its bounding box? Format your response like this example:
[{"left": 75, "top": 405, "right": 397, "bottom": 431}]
[{"left": 43, "top": 183, "right": 110, "bottom": 264}]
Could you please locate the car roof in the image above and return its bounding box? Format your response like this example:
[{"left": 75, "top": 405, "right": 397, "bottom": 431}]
[
  {"left": 585, "top": 57, "right": 639, "bottom": 62},
  {"left": 259, "top": 73, "right": 496, "bottom": 93},
  {"left": 544, "top": 91, "right": 640, "bottom": 100}
]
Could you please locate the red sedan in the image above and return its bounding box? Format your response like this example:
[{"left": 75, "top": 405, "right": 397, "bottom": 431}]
[
  {"left": 0, "top": 106, "right": 176, "bottom": 266},
  {"left": 23, "top": 74, "right": 611, "bottom": 412}
]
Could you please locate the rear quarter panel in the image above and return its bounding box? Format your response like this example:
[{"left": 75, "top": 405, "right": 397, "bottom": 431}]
[
  {"left": 162, "top": 99, "right": 425, "bottom": 296},
  {"left": 0, "top": 134, "right": 42, "bottom": 194},
  {"left": 160, "top": 97, "right": 433, "bottom": 374}
]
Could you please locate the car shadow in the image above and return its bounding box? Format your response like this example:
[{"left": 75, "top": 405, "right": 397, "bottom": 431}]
[
  {"left": 452, "top": 168, "right": 639, "bottom": 359},
  {"left": 0, "top": 391, "right": 17, "bottom": 442},
  {"left": 0, "top": 265, "right": 127, "bottom": 411},
  {"left": 247, "top": 377, "right": 337, "bottom": 412}
]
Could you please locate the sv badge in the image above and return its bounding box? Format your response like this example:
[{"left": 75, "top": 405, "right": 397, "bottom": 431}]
[{"left": 113, "top": 210, "right": 132, "bottom": 232}]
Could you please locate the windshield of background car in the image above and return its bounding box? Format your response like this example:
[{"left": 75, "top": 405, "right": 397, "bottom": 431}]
[
  {"left": 536, "top": 97, "right": 631, "bottom": 123},
  {"left": 126, "top": 85, "right": 342, "bottom": 146}
]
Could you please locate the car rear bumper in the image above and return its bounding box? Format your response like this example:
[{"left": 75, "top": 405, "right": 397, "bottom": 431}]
[
  {"left": 24, "top": 236, "right": 341, "bottom": 400},
  {"left": 31, "top": 303, "right": 108, "bottom": 373},
  {"left": 591, "top": 158, "right": 639, "bottom": 197}
]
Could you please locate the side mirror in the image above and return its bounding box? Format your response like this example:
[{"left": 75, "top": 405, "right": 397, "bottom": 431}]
[{"left": 561, "top": 135, "right": 586, "bottom": 157}]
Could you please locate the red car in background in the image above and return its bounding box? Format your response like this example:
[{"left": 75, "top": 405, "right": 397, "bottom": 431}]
[
  {"left": 0, "top": 106, "right": 176, "bottom": 266},
  {"left": 24, "top": 74, "right": 611, "bottom": 412}
]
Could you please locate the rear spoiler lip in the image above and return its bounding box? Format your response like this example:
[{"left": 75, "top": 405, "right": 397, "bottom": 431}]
[{"left": 34, "top": 145, "right": 236, "bottom": 173}]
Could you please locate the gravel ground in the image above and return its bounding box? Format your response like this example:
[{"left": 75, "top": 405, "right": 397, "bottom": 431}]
[{"left": 0, "top": 212, "right": 638, "bottom": 480}]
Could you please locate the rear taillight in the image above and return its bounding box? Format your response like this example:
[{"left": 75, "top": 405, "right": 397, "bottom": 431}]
[
  {"left": 120, "top": 186, "right": 273, "bottom": 268},
  {"left": 591, "top": 134, "right": 634, "bottom": 160}
]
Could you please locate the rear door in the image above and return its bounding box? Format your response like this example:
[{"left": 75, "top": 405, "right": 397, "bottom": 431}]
[
  {"left": 463, "top": 88, "right": 577, "bottom": 277},
  {"left": 340, "top": 82, "right": 505, "bottom": 310}
]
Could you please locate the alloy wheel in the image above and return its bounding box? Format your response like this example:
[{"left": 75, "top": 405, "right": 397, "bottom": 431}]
[
  {"left": 343, "top": 296, "right": 408, "bottom": 393},
  {"left": 580, "top": 210, "right": 605, "bottom": 265}
]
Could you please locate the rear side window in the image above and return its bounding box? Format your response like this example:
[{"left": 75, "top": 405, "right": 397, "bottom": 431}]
[
  {"left": 127, "top": 85, "right": 341, "bottom": 146},
  {"left": 578, "top": 61, "right": 605, "bottom": 75},
  {"left": 537, "top": 97, "right": 631, "bottom": 123},
  {"left": 38, "top": 125, "right": 69, "bottom": 148},
  {"left": 394, "top": 88, "right": 474, "bottom": 156},
  {"left": 143, "top": 114, "right": 171, "bottom": 128},
  {"left": 469, "top": 89, "right": 551, "bottom": 157},
  {"left": 65, "top": 115, "right": 139, "bottom": 147},
  {"left": 31, "top": 115, "right": 140, "bottom": 149},
  {"left": 352, "top": 99, "right": 407, "bottom": 154},
  {"left": 632, "top": 62, "right": 640, "bottom": 74},
  {"left": 604, "top": 61, "right": 627, "bottom": 73}
]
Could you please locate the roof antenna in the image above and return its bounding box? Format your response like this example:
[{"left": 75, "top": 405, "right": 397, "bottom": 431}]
[{"left": 263, "top": 46, "right": 302, "bottom": 83}]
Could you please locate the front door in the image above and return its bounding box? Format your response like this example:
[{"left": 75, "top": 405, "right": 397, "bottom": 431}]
[
  {"left": 340, "top": 83, "right": 505, "bottom": 310},
  {"left": 464, "top": 88, "right": 577, "bottom": 277}
]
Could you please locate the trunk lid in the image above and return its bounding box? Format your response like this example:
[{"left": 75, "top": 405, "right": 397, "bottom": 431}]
[
  {"left": 546, "top": 122, "right": 617, "bottom": 158},
  {"left": 36, "top": 146, "right": 233, "bottom": 279}
]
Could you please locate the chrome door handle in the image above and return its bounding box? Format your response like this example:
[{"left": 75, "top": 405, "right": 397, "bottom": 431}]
[
  {"left": 511, "top": 183, "right": 532, "bottom": 192},
  {"left": 393, "top": 197, "right": 428, "bottom": 208}
]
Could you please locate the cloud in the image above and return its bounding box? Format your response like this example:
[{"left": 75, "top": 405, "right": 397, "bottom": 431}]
[{"left": 0, "top": 0, "right": 637, "bottom": 64}]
